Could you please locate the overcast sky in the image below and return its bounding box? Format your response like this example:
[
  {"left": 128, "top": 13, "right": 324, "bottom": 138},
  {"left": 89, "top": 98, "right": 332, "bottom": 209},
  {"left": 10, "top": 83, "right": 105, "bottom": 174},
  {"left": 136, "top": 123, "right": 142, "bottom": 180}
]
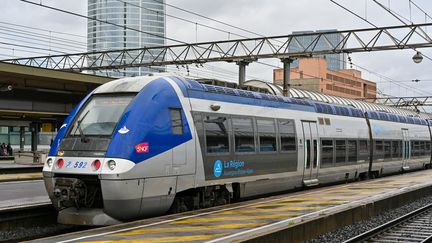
[{"left": 2, "top": 0, "right": 432, "bottom": 98}]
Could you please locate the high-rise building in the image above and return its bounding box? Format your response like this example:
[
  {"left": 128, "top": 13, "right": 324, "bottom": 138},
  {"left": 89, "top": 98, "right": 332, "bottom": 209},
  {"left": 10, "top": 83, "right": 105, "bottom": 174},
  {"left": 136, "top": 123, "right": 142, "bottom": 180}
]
[
  {"left": 88, "top": 0, "right": 166, "bottom": 77},
  {"left": 290, "top": 30, "right": 346, "bottom": 71}
]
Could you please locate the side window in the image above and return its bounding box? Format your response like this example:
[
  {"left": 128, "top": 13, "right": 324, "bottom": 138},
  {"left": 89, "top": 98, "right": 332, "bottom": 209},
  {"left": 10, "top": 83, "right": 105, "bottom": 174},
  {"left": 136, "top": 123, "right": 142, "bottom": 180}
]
[
  {"left": 335, "top": 140, "right": 346, "bottom": 163},
  {"left": 169, "top": 108, "right": 183, "bottom": 135},
  {"left": 426, "top": 141, "right": 431, "bottom": 154},
  {"left": 420, "top": 141, "right": 426, "bottom": 156},
  {"left": 204, "top": 115, "right": 229, "bottom": 154},
  {"left": 392, "top": 141, "right": 400, "bottom": 158},
  {"left": 347, "top": 140, "right": 357, "bottom": 162},
  {"left": 358, "top": 140, "right": 369, "bottom": 161},
  {"left": 375, "top": 140, "right": 383, "bottom": 159},
  {"left": 232, "top": 117, "right": 255, "bottom": 153},
  {"left": 384, "top": 141, "right": 391, "bottom": 159},
  {"left": 321, "top": 139, "right": 334, "bottom": 167},
  {"left": 278, "top": 119, "right": 296, "bottom": 152},
  {"left": 257, "top": 119, "right": 276, "bottom": 152}
]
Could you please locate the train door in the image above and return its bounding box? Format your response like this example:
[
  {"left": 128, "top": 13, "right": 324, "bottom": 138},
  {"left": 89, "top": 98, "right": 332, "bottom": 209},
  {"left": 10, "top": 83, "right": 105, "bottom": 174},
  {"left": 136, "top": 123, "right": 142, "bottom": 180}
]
[
  {"left": 301, "top": 121, "right": 319, "bottom": 186},
  {"left": 401, "top": 129, "right": 410, "bottom": 170}
]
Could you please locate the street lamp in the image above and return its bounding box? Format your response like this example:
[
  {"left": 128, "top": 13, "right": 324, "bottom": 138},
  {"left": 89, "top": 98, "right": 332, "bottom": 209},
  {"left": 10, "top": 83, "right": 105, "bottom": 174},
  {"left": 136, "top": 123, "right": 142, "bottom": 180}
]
[{"left": 412, "top": 51, "right": 423, "bottom": 64}]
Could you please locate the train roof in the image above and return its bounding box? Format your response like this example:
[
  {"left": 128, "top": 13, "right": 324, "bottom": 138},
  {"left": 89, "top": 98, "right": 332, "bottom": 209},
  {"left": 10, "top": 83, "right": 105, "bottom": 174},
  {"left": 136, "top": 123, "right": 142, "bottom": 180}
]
[
  {"left": 181, "top": 78, "right": 429, "bottom": 125},
  {"left": 93, "top": 74, "right": 430, "bottom": 126}
]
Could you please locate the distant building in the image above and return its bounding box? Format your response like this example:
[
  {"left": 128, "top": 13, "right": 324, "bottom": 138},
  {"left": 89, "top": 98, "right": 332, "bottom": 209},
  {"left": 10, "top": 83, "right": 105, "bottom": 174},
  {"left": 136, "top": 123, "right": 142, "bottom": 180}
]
[
  {"left": 87, "top": 0, "right": 166, "bottom": 77},
  {"left": 290, "top": 30, "right": 346, "bottom": 71},
  {"left": 273, "top": 57, "right": 376, "bottom": 99}
]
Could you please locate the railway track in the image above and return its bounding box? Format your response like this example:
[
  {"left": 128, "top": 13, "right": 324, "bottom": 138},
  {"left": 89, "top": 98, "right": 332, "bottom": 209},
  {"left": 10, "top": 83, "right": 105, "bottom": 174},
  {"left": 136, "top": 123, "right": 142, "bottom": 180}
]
[{"left": 344, "top": 203, "right": 432, "bottom": 243}]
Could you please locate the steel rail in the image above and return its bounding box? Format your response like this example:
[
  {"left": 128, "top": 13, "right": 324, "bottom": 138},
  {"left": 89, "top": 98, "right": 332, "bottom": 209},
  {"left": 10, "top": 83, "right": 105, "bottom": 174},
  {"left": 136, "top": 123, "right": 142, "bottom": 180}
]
[{"left": 344, "top": 203, "right": 432, "bottom": 242}]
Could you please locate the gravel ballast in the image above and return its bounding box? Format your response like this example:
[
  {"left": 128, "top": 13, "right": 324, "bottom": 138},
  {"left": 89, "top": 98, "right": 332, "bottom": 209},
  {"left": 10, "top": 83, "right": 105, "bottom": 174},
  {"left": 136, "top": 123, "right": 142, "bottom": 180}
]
[{"left": 307, "top": 195, "right": 432, "bottom": 243}]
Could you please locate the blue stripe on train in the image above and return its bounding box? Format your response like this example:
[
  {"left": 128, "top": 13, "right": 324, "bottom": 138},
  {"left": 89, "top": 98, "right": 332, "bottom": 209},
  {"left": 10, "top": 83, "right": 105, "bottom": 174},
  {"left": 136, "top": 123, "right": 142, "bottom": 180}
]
[{"left": 106, "top": 78, "right": 192, "bottom": 163}]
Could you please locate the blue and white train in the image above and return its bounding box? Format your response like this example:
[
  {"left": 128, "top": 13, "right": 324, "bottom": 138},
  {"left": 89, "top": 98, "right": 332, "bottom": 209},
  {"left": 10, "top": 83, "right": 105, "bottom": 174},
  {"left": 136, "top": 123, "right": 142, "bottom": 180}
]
[{"left": 42, "top": 74, "right": 432, "bottom": 225}]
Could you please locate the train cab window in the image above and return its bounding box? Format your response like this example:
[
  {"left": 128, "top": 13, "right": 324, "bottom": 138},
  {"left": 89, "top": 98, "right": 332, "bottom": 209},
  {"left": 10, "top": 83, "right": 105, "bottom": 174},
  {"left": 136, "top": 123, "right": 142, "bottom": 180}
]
[
  {"left": 335, "top": 140, "right": 346, "bottom": 163},
  {"left": 233, "top": 117, "right": 255, "bottom": 153},
  {"left": 375, "top": 140, "right": 384, "bottom": 159},
  {"left": 384, "top": 141, "right": 391, "bottom": 159},
  {"left": 204, "top": 115, "right": 229, "bottom": 154},
  {"left": 392, "top": 141, "right": 401, "bottom": 158},
  {"left": 347, "top": 140, "right": 357, "bottom": 162},
  {"left": 169, "top": 108, "right": 183, "bottom": 135},
  {"left": 321, "top": 139, "right": 334, "bottom": 166},
  {"left": 358, "top": 140, "right": 369, "bottom": 161},
  {"left": 278, "top": 119, "right": 296, "bottom": 152},
  {"left": 257, "top": 119, "right": 276, "bottom": 152}
]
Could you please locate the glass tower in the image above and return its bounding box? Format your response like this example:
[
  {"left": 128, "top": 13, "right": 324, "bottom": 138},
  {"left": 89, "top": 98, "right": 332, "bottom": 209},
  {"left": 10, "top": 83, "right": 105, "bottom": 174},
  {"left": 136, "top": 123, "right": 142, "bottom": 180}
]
[
  {"left": 88, "top": 0, "right": 166, "bottom": 77},
  {"left": 289, "top": 30, "right": 347, "bottom": 71}
]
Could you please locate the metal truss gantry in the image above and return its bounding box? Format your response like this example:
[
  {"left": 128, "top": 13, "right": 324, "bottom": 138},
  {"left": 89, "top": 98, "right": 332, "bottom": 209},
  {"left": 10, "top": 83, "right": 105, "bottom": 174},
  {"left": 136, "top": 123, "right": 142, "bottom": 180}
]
[
  {"left": 360, "top": 96, "right": 432, "bottom": 108},
  {"left": 1, "top": 22, "right": 432, "bottom": 95}
]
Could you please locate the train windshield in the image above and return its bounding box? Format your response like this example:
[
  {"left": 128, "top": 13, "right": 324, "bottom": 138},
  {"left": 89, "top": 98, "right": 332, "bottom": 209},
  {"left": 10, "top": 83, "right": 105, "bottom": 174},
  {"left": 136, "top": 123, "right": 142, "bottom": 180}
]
[{"left": 68, "top": 95, "right": 134, "bottom": 137}]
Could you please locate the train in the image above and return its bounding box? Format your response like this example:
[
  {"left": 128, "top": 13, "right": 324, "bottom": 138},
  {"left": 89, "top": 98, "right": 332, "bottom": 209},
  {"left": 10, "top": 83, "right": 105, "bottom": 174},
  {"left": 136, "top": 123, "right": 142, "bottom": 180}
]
[{"left": 42, "top": 74, "right": 432, "bottom": 225}]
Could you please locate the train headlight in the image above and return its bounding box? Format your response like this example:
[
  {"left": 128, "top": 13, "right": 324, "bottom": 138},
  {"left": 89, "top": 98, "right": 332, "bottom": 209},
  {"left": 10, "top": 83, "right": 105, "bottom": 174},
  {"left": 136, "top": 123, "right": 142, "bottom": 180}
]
[
  {"left": 46, "top": 158, "right": 53, "bottom": 168},
  {"left": 107, "top": 160, "right": 116, "bottom": 170}
]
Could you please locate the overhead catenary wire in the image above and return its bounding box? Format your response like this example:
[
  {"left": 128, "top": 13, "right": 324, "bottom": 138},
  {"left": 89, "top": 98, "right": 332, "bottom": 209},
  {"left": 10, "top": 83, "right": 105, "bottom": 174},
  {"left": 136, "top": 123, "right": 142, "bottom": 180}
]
[
  {"left": 151, "top": 0, "right": 426, "bottom": 96},
  {"left": 329, "top": 0, "right": 432, "bottom": 96},
  {"left": 12, "top": 0, "right": 429, "bottom": 97}
]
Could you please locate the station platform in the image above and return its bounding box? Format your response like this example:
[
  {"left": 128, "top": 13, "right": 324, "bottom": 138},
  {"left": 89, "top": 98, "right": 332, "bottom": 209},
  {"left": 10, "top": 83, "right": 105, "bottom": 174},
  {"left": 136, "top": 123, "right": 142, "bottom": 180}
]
[
  {"left": 0, "top": 157, "right": 43, "bottom": 182},
  {"left": 0, "top": 180, "right": 49, "bottom": 211},
  {"left": 32, "top": 169, "right": 432, "bottom": 243}
]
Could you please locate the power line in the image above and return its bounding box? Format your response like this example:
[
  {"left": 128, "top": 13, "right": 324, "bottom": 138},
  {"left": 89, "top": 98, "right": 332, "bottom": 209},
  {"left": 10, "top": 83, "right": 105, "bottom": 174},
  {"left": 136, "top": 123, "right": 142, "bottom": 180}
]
[
  {"left": 0, "top": 41, "right": 69, "bottom": 54},
  {"left": 19, "top": 0, "right": 187, "bottom": 45},
  {"left": 329, "top": 0, "right": 432, "bottom": 96},
  {"left": 150, "top": 0, "right": 265, "bottom": 38},
  {"left": 0, "top": 25, "right": 86, "bottom": 46},
  {"left": 0, "top": 31, "right": 85, "bottom": 52},
  {"left": 115, "top": 0, "right": 250, "bottom": 40},
  {"left": 409, "top": 0, "right": 432, "bottom": 21},
  {"left": 0, "top": 21, "right": 86, "bottom": 39}
]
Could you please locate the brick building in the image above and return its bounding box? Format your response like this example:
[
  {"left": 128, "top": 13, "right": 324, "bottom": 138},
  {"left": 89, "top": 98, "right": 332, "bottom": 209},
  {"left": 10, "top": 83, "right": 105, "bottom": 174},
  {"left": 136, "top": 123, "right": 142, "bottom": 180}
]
[{"left": 273, "top": 57, "right": 376, "bottom": 99}]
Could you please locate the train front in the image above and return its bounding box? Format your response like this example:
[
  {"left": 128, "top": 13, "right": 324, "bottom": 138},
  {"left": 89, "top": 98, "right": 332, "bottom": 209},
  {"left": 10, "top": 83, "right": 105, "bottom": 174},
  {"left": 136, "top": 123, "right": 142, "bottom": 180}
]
[{"left": 42, "top": 76, "right": 191, "bottom": 225}]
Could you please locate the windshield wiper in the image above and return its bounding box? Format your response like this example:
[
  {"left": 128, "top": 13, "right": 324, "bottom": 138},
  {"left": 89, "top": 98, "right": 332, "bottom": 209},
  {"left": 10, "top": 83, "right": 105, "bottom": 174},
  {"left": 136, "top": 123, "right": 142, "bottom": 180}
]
[{"left": 76, "top": 110, "right": 90, "bottom": 143}]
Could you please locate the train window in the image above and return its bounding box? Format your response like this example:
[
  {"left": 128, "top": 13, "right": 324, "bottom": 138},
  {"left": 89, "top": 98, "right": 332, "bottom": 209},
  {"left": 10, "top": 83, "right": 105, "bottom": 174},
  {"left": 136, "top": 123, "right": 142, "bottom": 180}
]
[
  {"left": 257, "top": 119, "right": 276, "bottom": 152},
  {"left": 321, "top": 139, "right": 334, "bottom": 167},
  {"left": 278, "top": 120, "right": 296, "bottom": 152},
  {"left": 384, "top": 141, "right": 391, "bottom": 159},
  {"left": 335, "top": 140, "right": 346, "bottom": 163},
  {"left": 318, "top": 118, "right": 324, "bottom": 125},
  {"left": 426, "top": 141, "right": 431, "bottom": 153},
  {"left": 411, "top": 141, "right": 420, "bottom": 157},
  {"left": 324, "top": 118, "right": 331, "bottom": 125},
  {"left": 347, "top": 140, "right": 357, "bottom": 162},
  {"left": 392, "top": 141, "right": 401, "bottom": 158},
  {"left": 375, "top": 140, "right": 384, "bottom": 159},
  {"left": 358, "top": 140, "right": 369, "bottom": 161},
  {"left": 169, "top": 108, "right": 183, "bottom": 135},
  {"left": 204, "top": 115, "right": 230, "bottom": 154},
  {"left": 420, "top": 141, "right": 426, "bottom": 156},
  {"left": 233, "top": 117, "right": 255, "bottom": 153}
]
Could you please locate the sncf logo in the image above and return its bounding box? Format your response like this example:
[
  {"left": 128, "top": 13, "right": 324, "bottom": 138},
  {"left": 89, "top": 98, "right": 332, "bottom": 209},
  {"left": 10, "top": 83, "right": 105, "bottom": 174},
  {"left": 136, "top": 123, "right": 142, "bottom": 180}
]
[{"left": 135, "top": 142, "right": 149, "bottom": 153}]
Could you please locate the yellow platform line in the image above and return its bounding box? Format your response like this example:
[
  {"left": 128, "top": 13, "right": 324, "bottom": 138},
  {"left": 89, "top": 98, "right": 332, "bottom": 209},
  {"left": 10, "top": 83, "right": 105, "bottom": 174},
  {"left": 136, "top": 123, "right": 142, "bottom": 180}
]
[
  {"left": 218, "top": 207, "right": 322, "bottom": 215},
  {"left": 83, "top": 234, "right": 224, "bottom": 243},
  {"left": 0, "top": 172, "right": 42, "bottom": 182},
  {"left": 250, "top": 199, "right": 349, "bottom": 208},
  {"left": 170, "top": 213, "right": 298, "bottom": 224},
  {"left": 109, "top": 222, "right": 263, "bottom": 236}
]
